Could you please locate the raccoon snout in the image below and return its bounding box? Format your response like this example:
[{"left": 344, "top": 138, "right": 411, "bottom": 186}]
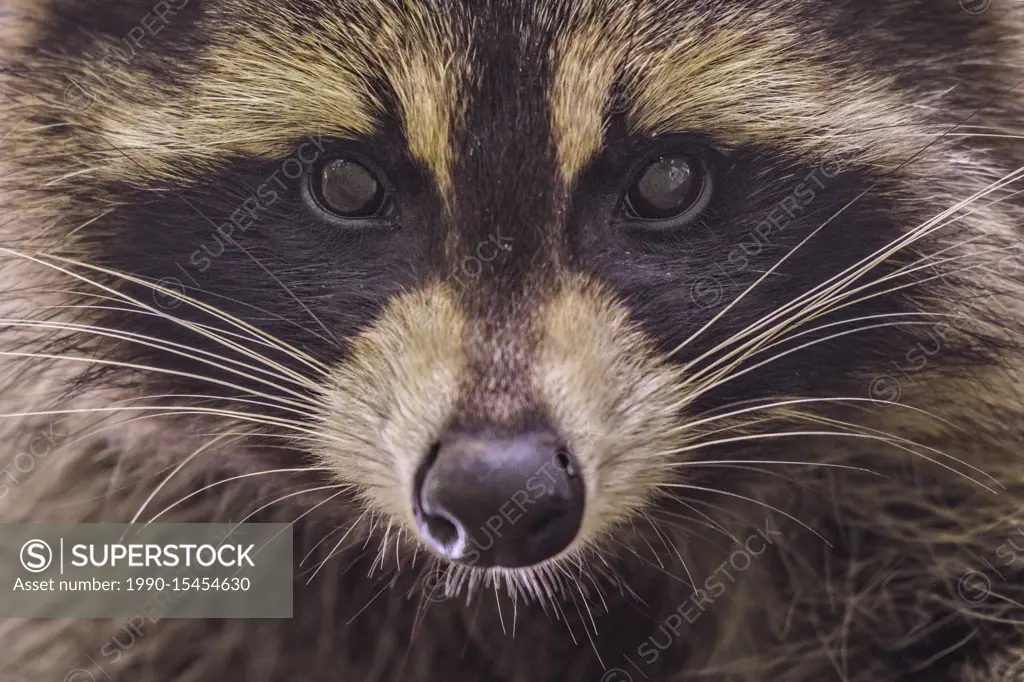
[{"left": 412, "top": 429, "right": 585, "bottom": 568}]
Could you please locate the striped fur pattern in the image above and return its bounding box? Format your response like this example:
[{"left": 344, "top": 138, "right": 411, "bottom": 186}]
[{"left": 1, "top": 0, "right": 1024, "bottom": 680}]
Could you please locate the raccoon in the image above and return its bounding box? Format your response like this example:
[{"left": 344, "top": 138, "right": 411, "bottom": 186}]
[{"left": 1, "top": 0, "right": 1024, "bottom": 680}]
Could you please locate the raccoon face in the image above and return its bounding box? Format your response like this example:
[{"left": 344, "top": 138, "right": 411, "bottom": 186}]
[{"left": 2, "top": 0, "right": 1020, "bottom": 580}]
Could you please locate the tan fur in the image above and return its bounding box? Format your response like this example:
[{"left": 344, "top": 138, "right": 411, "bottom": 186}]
[
  {"left": 4, "top": 0, "right": 468, "bottom": 192},
  {"left": 533, "top": 275, "right": 684, "bottom": 542},
  {"left": 549, "top": 17, "right": 622, "bottom": 184},
  {"left": 317, "top": 283, "right": 467, "bottom": 533},
  {"left": 550, "top": 2, "right": 949, "bottom": 184},
  {"left": 2, "top": 1, "right": 1024, "bottom": 681}
]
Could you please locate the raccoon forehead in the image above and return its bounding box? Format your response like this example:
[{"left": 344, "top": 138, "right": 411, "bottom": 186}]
[
  {"left": 23, "top": 0, "right": 968, "bottom": 192},
  {"left": 549, "top": 3, "right": 920, "bottom": 183},
  {"left": 40, "top": 0, "right": 468, "bottom": 191}
]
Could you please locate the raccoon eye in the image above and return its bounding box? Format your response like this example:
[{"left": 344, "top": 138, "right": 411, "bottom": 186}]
[
  {"left": 312, "top": 158, "right": 391, "bottom": 219},
  {"left": 623, "top": 153, "right": 712, "bottom": 224}
]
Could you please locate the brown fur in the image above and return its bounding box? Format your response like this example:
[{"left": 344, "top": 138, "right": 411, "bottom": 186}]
[{"left": 2, "top": 1, "right": 1024, "bottom": 681}]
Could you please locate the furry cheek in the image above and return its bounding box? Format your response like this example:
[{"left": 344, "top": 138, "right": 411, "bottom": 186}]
[
  {"left": 532, "top": 275, "right": 687, "bottom": 546},
  {"left": 314, "top": 283, "right": 467, "bottom": 534}
]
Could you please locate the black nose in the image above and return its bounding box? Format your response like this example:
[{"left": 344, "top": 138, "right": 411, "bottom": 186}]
[{"left": 413, "top": 430, "right": 585, "bottom": 568}]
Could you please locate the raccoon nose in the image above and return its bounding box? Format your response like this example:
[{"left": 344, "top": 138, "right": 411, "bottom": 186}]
[{"left": 413, "top": 430, "right": 585, "bottom": 568}]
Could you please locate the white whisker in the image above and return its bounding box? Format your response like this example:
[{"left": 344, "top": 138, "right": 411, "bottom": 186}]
[
  {"left": 128, "top": 432, "right": 238, "bottom": 529},
  {"left": 659, "top": 428, "right": 998, "bottom": 494},
  {"left": 3, "top": 248, "right": 329, "bottom": 377},
  {"left": 0, "top": 349, "right": 319, "bottom": 413},
  {"left": 668, "top": 459, "right": 881, "bottom": 475},
  {"left": 147, "top": 466, "right": 336, "bottom": 524},
  {"left": 38, "top": 296, "right": 331, "bottom": 369},
  {"left": 676, "top": 166, "right": 1024, "bottom": 379},
  {"left": 668, "top": 396, "right": 958, "bottom": 434},
  {"left": 656, "top": 482, "right": 831, "bottom": 545},
  {"left": 231, "top": 484, "right": 351, "bottom": 527},
  {"left": 307, "top": 509, "right": 370, "bottom": 585},
  {"left": 0, "top": 317, "right": 321, "bottom": 396}
]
